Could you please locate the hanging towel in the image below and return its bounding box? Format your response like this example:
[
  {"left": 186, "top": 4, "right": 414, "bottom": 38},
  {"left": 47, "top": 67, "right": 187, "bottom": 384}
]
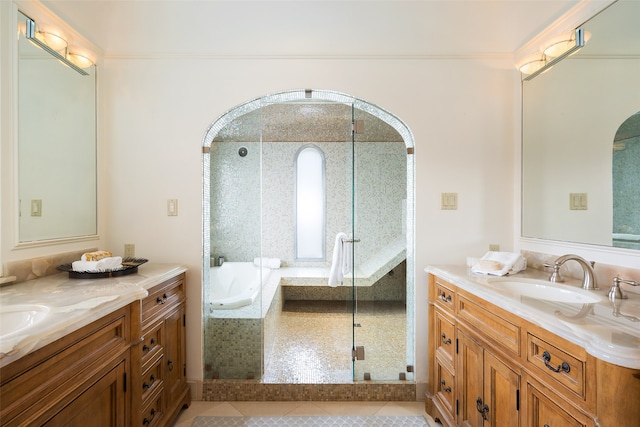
[
  {"left": 471, "top": 251, "right": 527, "bottom": 276},
  {"left": 329, "top": 232, "right": 352, "bottom": 287}
]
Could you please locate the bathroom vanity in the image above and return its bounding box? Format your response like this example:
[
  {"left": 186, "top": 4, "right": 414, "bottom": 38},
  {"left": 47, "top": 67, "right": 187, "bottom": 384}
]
[
  {"left": 0, "top": 264, "right": 190, "bottom": 427},
  {"left": 425, "top": 266, "right": 640, "bottom": 427}
]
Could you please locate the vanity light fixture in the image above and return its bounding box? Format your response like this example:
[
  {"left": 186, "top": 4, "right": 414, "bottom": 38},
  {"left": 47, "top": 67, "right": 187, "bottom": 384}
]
[
  {"left": 34, "top": 30, "right": 67, "bottom": 53},
  {"left": 519, "top": 28, "right": 587, "bottom": 81},
  {"left": 544, "top": 29, "right": 591, "bottom": 58},
  {"left": 25, "top": 16, "right": 92, "bottom": 76},
  {"left": 66, "top": 52, "right": 94, "bottom": 69},
  {"left": 517, "top": 54, "right": 546, "bottom": 76}
]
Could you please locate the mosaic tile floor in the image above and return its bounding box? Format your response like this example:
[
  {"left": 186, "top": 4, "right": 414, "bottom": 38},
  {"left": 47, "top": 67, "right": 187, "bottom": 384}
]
[
  {"left": 263, "top": 300, "right": 407, "bottom": 383},
  {"left": 192, "top": 415, "right": 428, "bottom": 426}
]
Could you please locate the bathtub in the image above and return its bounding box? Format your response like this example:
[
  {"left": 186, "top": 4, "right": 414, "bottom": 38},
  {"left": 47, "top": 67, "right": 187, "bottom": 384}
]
[{"left": 210, "top": 262, "right": 270, "bottom": 309}]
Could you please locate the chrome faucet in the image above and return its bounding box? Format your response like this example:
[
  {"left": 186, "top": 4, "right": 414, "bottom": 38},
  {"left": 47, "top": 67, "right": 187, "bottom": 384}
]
[{"left": 549, "top": 254, "right": 598, "bottom": 290}]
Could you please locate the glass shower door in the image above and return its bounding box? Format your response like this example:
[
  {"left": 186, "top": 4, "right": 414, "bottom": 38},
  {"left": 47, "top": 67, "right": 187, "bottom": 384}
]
[{"left": 350, "top": 104, "right": 409, "bottom": 381}]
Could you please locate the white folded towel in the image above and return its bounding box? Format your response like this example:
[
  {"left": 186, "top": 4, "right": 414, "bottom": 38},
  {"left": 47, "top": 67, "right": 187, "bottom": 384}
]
[
  {"left": 72, "top": 256, "right": 123, "bottom": 272},
  {"left": 471, "top": 251, "right": 527, "bottom": 276},
  {"left": 328, "top": 232, "right": 352, "bottom": 287},
  {"left": 253, "top": 257, "right": 281, "bottom": 269}
]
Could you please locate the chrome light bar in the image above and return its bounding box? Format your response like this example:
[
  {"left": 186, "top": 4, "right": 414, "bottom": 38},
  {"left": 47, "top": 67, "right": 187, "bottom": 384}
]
[{"left": 25, "top": 17, "right": 89, "bottom": 76}]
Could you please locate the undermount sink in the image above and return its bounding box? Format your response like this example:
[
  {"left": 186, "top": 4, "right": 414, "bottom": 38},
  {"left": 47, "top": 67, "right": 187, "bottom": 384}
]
[
  {"left": 0, "top": 304, "right": 50, "bottom": 339},
  {"left": 486, "top": 277, "right": 602, "bottom": 304}
]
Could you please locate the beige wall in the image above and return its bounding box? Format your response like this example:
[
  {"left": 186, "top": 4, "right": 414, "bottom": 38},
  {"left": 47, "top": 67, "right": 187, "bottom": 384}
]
[{"left": 99, "top": 57, "right": 519, "bottom": 387}]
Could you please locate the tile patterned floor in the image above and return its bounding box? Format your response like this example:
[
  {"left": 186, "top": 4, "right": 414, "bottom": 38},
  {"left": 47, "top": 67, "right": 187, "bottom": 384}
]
[
  {"left": 263, "top": 300, "right": 407, "bottom": 383},
  {"left": 174, "top": 401, "right": 440, "bottom": 427},
  {"left": 191, "top": 415, "right": 428, "bottom": 426}
]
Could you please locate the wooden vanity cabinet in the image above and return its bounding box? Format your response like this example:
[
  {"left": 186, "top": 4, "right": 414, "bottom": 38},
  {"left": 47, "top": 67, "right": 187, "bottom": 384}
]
[
  {"left": 0, "top": 306, "right": 131, "bottom": 426},
  {"left": 130, "top": 273, "right": 190, "bottom": 427},
  {"left": 426, "top": 274, "right": 640, "bottom": 427}
]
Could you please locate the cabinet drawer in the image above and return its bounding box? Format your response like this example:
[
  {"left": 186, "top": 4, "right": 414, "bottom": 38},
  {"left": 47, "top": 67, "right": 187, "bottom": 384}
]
[
  {"left": 140, "top": 321, "right": 164, "bottom": 367},
  {"left": 526, "top": 379, "right": 588, "bottom": 427},
  {"left": 434, "top": 360, "right": 455, "bottom": 416},
  {"left": 457, "top": 293, "right": 520, "bottom": 356},
  {"left": 526, "top": 333, "right": 586, "bottom": 400},
  {"left": 434, "top": 309, "right": 455, "bottom": 366},
  {"left": 433, "top": 278, "right": 456, "bottom": 313},
  {"left": 142, "top": 275, "right": 185, "bottom": 325},
  {"left": 139, "top": 389, "right": 164, "bottom": 427},
  {"left": 141, "top": 358, "right": 164, "bottom": 404}
]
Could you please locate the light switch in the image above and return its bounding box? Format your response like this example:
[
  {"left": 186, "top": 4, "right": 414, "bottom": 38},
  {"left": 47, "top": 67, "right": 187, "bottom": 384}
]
[
  {"left": 167, "top": 199, "right": 178, "bottom": 216},
  {"left": 570, "top": 193, "right": 587, "bottom": 210},
  {"left": 441, "top": 193, "right": 458, "bottom": 210},
  {"left": 31, "top": 199, "right": 42, "bottom": 216}
]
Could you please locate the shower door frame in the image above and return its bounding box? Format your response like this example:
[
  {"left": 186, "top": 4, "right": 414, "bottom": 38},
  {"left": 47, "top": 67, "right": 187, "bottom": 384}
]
[{"left": 202, "top": 89, "right": 416, "bottom": 383}]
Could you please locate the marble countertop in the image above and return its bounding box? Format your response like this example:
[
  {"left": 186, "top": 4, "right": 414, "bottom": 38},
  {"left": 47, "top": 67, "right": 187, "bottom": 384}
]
[
  {"left": 425, "top": 265, "right": 640, "bottom": 370},
  {"left": 0, "top": 263, "right": 187, "bottom": 368}
]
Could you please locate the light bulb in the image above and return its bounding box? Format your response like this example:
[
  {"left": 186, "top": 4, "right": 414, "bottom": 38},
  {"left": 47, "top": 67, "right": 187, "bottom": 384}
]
[
  {"left": 67, "top": 52, "right": 94, "bottom": 69},
  {"left": 35, "top": 31, "right": 67, "bottom": 52}
]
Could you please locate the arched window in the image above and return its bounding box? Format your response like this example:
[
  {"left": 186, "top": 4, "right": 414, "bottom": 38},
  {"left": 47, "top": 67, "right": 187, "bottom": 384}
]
[{"left": 295, "top": 145, "right": 325, "bottom": 260}]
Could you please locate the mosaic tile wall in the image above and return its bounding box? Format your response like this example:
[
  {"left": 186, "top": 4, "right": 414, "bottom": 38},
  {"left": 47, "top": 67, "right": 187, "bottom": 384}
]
[
  {"left": 283, "top": 261, "right": 406, "bottom": 302},
  {"left": 202, "top": 381, "right": 416, "bottom": 401},
  {"left": 210, "top": 140, "right": 406, "bottom": 267},
  {"left": 204, "top": 279, "right": 284, "bottom": 380},
  {"left": 209, "top": 104, "right": 407, "bottom": 268},
  {"left": 613, "top": 134, "right": 640, "bottom": 248}
]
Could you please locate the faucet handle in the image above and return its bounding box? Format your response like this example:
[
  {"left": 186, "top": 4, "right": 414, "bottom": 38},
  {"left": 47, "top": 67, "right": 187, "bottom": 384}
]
[
  {"left": 608, "top": 276, "right": 638, "bottom": 302},
  {"left": 609, "top": 277, "right": 627, "bottom": 301},
  {"left": 546, "top": 263, "right": 564, "bottom": 283}
]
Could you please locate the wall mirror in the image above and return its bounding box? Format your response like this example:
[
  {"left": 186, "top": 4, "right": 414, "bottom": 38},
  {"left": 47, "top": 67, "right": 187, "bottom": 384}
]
[
  {"left": 17, "top": 11, "right": 97, "bottom": 244},
  {"left": 522, "top": 0, "right": 640, "bottom": 250}
]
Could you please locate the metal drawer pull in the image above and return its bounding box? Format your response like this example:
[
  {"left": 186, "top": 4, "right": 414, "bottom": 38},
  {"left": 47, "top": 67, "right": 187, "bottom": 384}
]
[
  {"left": 441, "top": 333, "right": 452, "bottom": 345},
  {"left": 142, "top": 338, "right": 156, "bottom": 353},
  {"left": 143, "top": 408, "right": 156, "bottom": 425},
  {"left": 542, "top": 351, "right": 571, "bottom": 373},
  {"left": 156, "top": 293, "right": 168, "bottom": 304},
  {"left": 476, "top": 397, "right": 489, "bottom": 421},
  {"left": 440, "top": 380, "right": 451, "bottom": 393},
  {"left": 167, "top": 359, "right": 174, "bottom": 371},
  {"left": 142, "top": 375, "right": 155, "bottom": 390},
  {"left": 440, "top": 292, "right": 452, "bottom": 303}
]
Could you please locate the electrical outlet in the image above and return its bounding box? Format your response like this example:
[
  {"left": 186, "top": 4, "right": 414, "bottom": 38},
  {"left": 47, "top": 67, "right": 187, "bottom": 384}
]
[
  {"left": 124, "top": 243, "right": 135, "bottom": 258},
  {"left": 489, "top": 244, "right": 500, "bottom": 252}
]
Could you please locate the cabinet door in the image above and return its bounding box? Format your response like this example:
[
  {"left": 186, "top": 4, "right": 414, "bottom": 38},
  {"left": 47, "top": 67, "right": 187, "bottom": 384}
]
[
  {"left": 483, "top": 351, "right": 520, "bottom": 427},
  {"left": 457, "top": 330, "right": 484, "bottom": 427},
  {"left": 43, "top": 359, "right": 127, "bottom": 427},
  {"left": 164, "top": 304, "right": 186, "bottom": 404}
]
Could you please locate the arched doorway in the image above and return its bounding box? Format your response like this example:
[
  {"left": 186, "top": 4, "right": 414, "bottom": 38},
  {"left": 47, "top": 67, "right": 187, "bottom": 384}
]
[{"left": 202, "top": 89, "right": 415, "bottom": 384}]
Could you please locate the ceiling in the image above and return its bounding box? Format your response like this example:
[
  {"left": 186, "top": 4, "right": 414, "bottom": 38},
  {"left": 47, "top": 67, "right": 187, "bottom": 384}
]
[{"left": 40, "top": 0, "right": 583, "bottom": 58}]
